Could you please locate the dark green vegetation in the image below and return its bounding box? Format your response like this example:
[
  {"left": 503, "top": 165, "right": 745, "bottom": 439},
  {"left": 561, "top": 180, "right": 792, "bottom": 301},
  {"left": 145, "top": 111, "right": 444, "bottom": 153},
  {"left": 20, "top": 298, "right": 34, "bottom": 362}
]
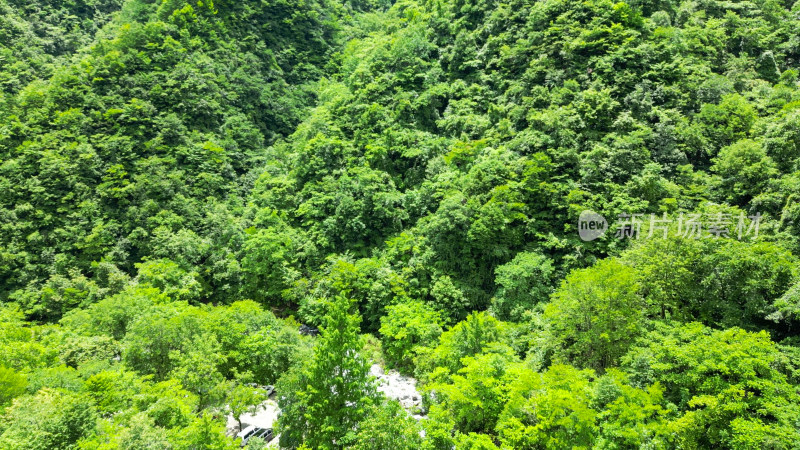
[{"left": 3, "top": 0, "right": 800, "bottom": 448}]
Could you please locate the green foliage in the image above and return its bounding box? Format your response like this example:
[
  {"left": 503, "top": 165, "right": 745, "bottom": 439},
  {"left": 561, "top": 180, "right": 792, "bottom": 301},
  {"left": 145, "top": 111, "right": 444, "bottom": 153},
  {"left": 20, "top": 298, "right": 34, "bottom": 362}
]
[
  {"left": 545, "top": 259, "right": 645, "bottom": 371},
  {"left": 84, "top": 369, "right": 141, "bottom": 416},
  {"left": 59, "top": 285, "right": 163, "bottom": 340},
  {"left": 491, "top": 251, "right": 555, "bottom": 321},
  {"left": 169, "top": 334, "right": 228, "bottom": 410},
  {"left": 496, "top": 364, "right": 670, "bottom": 449},
  {"left": 135, "top": 259, "right": 204, "bottom": 303},
  {"left": 415, "top": 311, "right": 509, "bottom": 379},
  {"left": 291, "top": 256, "right": 414, "bottom": 331},
  {"left": 0, "top": 366, "right": 27, "bottom": 406},
  {"left": 711, "top": 139, "right": 778, "bottom": 205},
  {"left": 0, "top": 305, "right": 57, "bottom": 370},
  {"left": 26, "top": 366, "right": 85, "bottom": 395},
  {"left": 426, "top": 348, "right": 518, "bottom": 434},
  {"left": 277, "top": 296, "right": 379, "bottom": 449},
  {"left": 622, "top": 236, "right": 797, "bottom": 335},
  {"left": 225, "top": 384, "right": 268, "bottom": 432},
  {"left": 121, "top": 302, "right": 203, "bottom": 380},
  {"left": 623, "top": 322, "right": 800, "bottom": 447},
  {"left": 380, "top": 300, "right": 443, "bottom": 372},
  {"left": 0, "top": 389, "right": 98, "bottom": 450},
  {"left": 351, "top": 400, "right": 424, "bottom": 450},
  {"left": 0, "top": 0, "right": 342, "bottom": 310},
  {"left": 174, "top": 412, "right": 238, "bottom": 450},
  {"left": 4, "top": 0, "right": 800, "bottom": 445},
  {"left": 240, "top": 224, "right": 299, "bottom": 305},
  {"left": 696, "top": 94, "right": 757, "bottom": 156},
  {"left": 115, "top": 413, "right": 172, "bottom": 450}
]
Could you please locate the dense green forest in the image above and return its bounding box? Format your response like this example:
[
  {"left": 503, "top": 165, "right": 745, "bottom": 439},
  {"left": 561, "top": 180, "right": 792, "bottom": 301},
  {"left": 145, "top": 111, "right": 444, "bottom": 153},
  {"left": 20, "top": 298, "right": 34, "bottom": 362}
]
[{"left": 2, "top": 0, "right": 800, "bottom": 447}]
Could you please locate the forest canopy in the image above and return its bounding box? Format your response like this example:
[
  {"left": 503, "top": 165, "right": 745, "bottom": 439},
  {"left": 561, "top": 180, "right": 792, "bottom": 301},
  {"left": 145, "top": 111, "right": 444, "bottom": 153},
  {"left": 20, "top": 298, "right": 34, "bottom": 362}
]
[{"left": 2, "top": 0, "right": 800, "bottom": 448}]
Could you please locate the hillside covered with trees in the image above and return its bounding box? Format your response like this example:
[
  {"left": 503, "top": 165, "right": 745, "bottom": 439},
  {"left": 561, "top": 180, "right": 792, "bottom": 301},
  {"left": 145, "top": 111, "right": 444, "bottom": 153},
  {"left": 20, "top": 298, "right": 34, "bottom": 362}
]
[{"left": 2, "top": 0, "right": 800, "bottom": 448}]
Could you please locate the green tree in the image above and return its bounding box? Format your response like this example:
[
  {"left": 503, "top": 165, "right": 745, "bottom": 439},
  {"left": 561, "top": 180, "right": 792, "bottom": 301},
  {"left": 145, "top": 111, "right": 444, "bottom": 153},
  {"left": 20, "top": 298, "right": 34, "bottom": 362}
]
[
  {"left": 623, "top": 322, "right": 800, "bottom": 447},
  {"left": 622, "top": 236, "right": 797, "bottom": 334},
  {"left": 711, "top": 139, "right": 778, "bottom": 205},
  {"left": 426, "top": 348, "right": 518, "bottom": 434},
  {"left": 496, "top": 364, "right": 598, "bottom": 449},
  {"left": 174, "top": 412, "right": 238, "bottom": 450},
  {"left": 454, "top": 432, "right": 500, "bottom": 449},
  {"left": 0, "top": 366, "right": 27, "bottom": 406},
  {"left": 415, "top": 311, "right": 508, "bottom": 378},
  {"left": 117, "top": 413, "right": 172, "bottom": 450},
  {"left": 496, "top": 364, "right": 669, "bottom": 449},
  {"left": 0, "top": 388, "right": 98, "bottom": 450},
  {"left": 240, "top": 224, "right": 298, "bottom": 305},
  {"left": 135, "top": 258, "right": 204, "bottom": 303},
  {"left": 380, "top": 300, "right": 443, "bottom": 373},
  {"left": 122, "top": 303, "right": 203, "bottom": 380},
  {"left": 226, "top": 384, "right": 268, "bottom": 432},
  {"left": 491, "top": 251, "right": 555, "bottom": 321},
  {"left": 351, "top": 400, "right": 423, "bottom": 450},
  {"left": 237, "top": 325, "right": 310, "bottom": 385},
  {"left": 697, "top": 94, "right": 757, "bottom": 155},
  {"left": 277, "top": 296, "right": 379, "bottom": 449},
  {"left": 545, "top": 259, "right": 645, "bottom": 371},
  {"left": 169, "top": 333, "right": 227, "bottom": 411}
]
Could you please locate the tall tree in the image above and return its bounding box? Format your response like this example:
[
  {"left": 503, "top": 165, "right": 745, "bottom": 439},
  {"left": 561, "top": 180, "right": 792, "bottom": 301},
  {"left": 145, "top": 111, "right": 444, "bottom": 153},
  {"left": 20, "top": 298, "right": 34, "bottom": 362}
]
[{"left": 277, "top": 295, "right": 378, "bottom": 449}]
